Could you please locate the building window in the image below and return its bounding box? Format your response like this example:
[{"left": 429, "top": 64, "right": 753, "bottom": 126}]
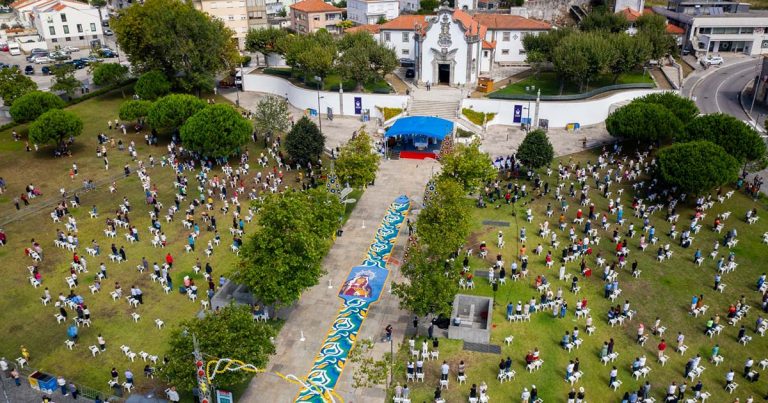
[
  {"left": 49, "top": 26, "right": 56, "bottom": 35},
  {"left": 79, "top": 36, "right": 84, "bottom": 40},
  {"left": 76, "top": 24, "right": 83, "bottom": 33},
  {"left": 501, "top": 49, "right": 509, "bottom": 55},
  {"left": 519, "top": 49, "right": 526, "bottom": 54},
  {"left": 65, "top": 37, "right": 71, "bottom": 41},
  {"left": 61, "top": 14, "right": 67, "bottom": 22},
  {"left": 90, "top": 23, "right": 96, "bottom": 31},
  {"left": 402, "top": 32, "right": 409, "bottom": 42},
  {"left": 385, "top": 32, "right": 391, "bottom": 42},
  {"left": 52, "top": 38, "right": 58, "bottom": 42},
  {"left": 502, "top": 32, "right": 510, "bottom": 41},
  {"left": 229, "top": 15, "right": 235, "bottom": 20},
  {"left": 402, "top": 49, "right": 409, "bottom": 55},
  {"left": 93, "top": 35, "right": 97, "bottom": 39},
  {"left": 314, "top": 15, "right": 320, "bottom": 21},
  {"left": 63, "top": 25, "right": 69, "bottom": 34},
  {"left": 483, "top": 50, "right": 488, "bottom": 57}
]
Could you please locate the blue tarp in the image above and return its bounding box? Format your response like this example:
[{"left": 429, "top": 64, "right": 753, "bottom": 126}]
[{"left": 384, "top": 116, "right": 454, "bottom": 140}]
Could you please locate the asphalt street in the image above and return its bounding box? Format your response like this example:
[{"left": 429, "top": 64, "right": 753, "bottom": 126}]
[{"left": 683, "top": 56, "right": 762, "bottom": 122}]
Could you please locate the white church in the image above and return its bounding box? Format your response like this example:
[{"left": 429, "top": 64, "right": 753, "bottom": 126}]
[{"left": 350, "top": 6, "right": 552, "bottom": 86}]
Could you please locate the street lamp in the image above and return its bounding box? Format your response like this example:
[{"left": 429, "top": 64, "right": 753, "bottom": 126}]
[{"left": 315, "top": 76, "right": 324, "bottom": 134}]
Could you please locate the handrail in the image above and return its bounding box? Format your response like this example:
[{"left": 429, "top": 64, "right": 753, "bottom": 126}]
[{"left": 489, "top": 83, "right": 656, "bottom": 101}]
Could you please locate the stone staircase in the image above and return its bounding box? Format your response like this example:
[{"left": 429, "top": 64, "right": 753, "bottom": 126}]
[{"left": 409, "top": 99, "right": 460, "bottom": 120}]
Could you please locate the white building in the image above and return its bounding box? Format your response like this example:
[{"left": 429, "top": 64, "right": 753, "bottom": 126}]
[
  {"left": 12, "top": 0, "right": 104, "bottom": 48},
  {"left": 347, "top": 0, "right": 398, "bottom": 25},
  {"left": 363, "top": 7, "right": 550, "bottom": 86}
]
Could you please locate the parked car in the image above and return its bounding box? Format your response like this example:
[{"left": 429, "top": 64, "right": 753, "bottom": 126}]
[
  {"left": 95, "top": 48, "right": 118, "bottom": 58},
  {"left": 84, "top": 55, "right": 103, "bottom": 64},
  {"left": 41, "top": 66, "right": 51, "bottom": 75},
  {"left": 67, "top": 59, "right": 87, "bottom": 69},
  {"left": 405, "top": 68, "right": 415, "bottom": 78},
  {"left": 701, "top": 55, "right": 724, "bottom": 67},
  {"left": 62, "top": 46, "right": 80, "bottom": 53},
  {"left": 104, "top": 28, "right": 114, "bottom": 36},
  {"left": 33, "top": 56, "right": 51, "bottom": 64},
  {"left": 0, "top": 43, "right": 7, "bottom": 52},
  {"left": 26, "top": 49, "right": 48, "bottom": 62},
  {"left": 24, "top": 65, "right": 34, "bottom": 75},
  {"left": 50, "top": 51, "right": 71, "bottom": 61}
]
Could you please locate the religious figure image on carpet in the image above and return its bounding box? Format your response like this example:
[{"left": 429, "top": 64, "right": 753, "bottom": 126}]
[{"left": 340, "top": 269, "right": 374, "bottom": 298}]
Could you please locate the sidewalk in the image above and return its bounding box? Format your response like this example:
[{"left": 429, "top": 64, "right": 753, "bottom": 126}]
[
  {"left": 480, "top": 123, "right": 614, "bottom": 158},
  {"left": 240, "top": 158, "right": 437, "bottom": 403}
]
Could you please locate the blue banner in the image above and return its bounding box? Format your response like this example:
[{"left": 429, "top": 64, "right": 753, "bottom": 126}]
[
  {"left": 513, "top": 105, "right": 523, "bottom": 123},
  {"left": 354, "top": 97, "right": 362, "bottom": 115}
]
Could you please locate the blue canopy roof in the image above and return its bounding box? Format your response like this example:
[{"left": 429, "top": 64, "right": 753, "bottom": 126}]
[{"left": 385, "top": 116, "right": 454, "bottom": 140}]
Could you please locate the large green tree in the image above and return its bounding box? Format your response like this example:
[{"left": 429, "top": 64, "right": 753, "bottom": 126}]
[
  {"left": 337, "top": 32, "right": 397, "bottom": 90},
  {"left": 111, "top": 0, "right": 239, "bottom": 92},
  {"left": 580, "top": 9, "right": 629, "bottom": 33},
  {"left": 636, "top": 14, "right": 676, "bottom": 60},
  {"left": 135, "top": 70, "right": 172, "bottom": 100},
  {"left": 416, "top": 177, "right": 472, "bottom": 258},
  {"left": 393, "top": 247, "right": 459, "bottom": 317},
  {"left": 92, "top": 63, "right": 130, "bottom": 96},
  {"left": 234, "top": 188, "right": 343, "bottom": 306},
  {"left": 28, "top": 109, "right": 83, "bottom": 147},
  {"left": 160, "top": 304, "right": 276, "bottom": 390},
  {"left": 9, "top": 91, "right": 65, "bottom": 123},
  {"left": 286, "top": 116, "right": 325, "bottom": 165},
  {"left": 635, "top": 92, "right": 699, "bottom": 125},
  {"left": 522, "top": 28, "right": 575, "bottom": 76},
  {"left": 245, "top": 27, "right": 289, "bottom": 66},
  {"left": 335, "top": 130, "right": 380, "bottom": 187},
  {"left": 253, "top": 95, "right": 291, "bottom": 135},
  {"left": 440, "top": 140, "right": 496, "bottom": 192},
  {"left": 517, "top": 129, "right": 554, "bottom": 169},
  {"left": 681, "top": 113, "right": 766, "bottom": 163},
  {"left": 51, "top": 64, "right": 81, "bottom": 98},
  {"left": 180, "top": 104, "right": 252, "bottom": 158},
  {"left": 147, "top": 94, "right": 206, "bottom": 129},
  {"left": 119, "top": 100, "right": 152, "bottom": 122},
  {"left": 608, "top": 34, "right": 651, "bottom": 83},
  {"left": 657, "top": 141, "right": 739, "bottom": 193},
  {"left": 0, "top": 67, "right": 37, "bottom": 106},
  {"left": 281, "top": 31, "right": 337, "bottom": 87},
  {"left": 606, "top": 102, "right": 683, "bottom": 143}
]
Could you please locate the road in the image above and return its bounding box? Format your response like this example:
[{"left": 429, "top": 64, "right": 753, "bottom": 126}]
[{"left": 683, "top": 57, "right": 762, "bottom": 121}]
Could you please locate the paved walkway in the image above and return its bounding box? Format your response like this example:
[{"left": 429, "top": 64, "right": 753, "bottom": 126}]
[
  {"left": 479, "top": 123, "right": 614, "bottom": 158},
  {"left": 240, "top": 158, "right": 437, "bottom": 403}
]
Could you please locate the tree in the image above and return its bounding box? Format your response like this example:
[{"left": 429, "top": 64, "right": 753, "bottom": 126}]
[
  {"left": 234, "top": 188, "right": 343, "bottom": 306},
  {"left": 606, "top": 102, "right": 683, "bottom": 143},
  {"left": 416, "top": 177, "right": 472, "bottom": 258},
  {"left": 681, "top": 113, "right": 766, "bottom": 163},
  {"left": 418, "top": 0, "right": 438, "bottom": 14},
  {"left": 135, "top": 70, "right": 171, "bottom": 100},
  {"left": 118, "top": 100, "right": 152, "bottom": 122},
  {"left": 281, "top": 31, "right": 337, "bottom": 86},
  {"left": 349, "top": 339, "right": 390, "bottom": 389},
  {"left": 253, "top": 95, "right": 291, "bottom": 135},
  {"left": 181, "top": 104, "right": 252, "bottom": 158},
  {"left": 657, "top": 141, "right": 739, "bottom": 193},
  {"left": 111, "top": 0, "right": 239, "bottom": 92},
  {"left": 9, "top": 91, "right": 65, "bottom": 123},
  {"left": 0, "top": 67, "right": 37, "bottom": 106},
  {"left": 92, "top": 63, "right": 129, "bottom": 96},
  {"left": 335, "top": 130, "right": 380, "bottom": 187},
  {"left": 635, "top": 92, "right": 699, "bottom": 125},
  {"left": 608, "top": 34, "right": 651, "bottom": 83},
  {"left": 636, "top": 14, "right": 676, "bottom": 60},
  {"left": 285, "top": 116, "right": 324, "bottom": 165},
  {"left": 245, "top": 27, "right": 289, "bottom": 67},
  {"left": 336, "top": 32, "right": 397, "bottom": 91},
  {"left": 517, "top": 129, "right": 554, "bottom": 169},
  {"left": 160, "top": 304, "right": 276, "bottom": 391},
  {"left": 439, "top": 140, "right": 496, "bottom": 192},
  {"left": 28, "top": 109, "right": 83, "bottom": 147},
  {"left": 523, "top": 28, "right": 575, "bottom": 76},
  {"left": 580, "top": 9, "right": 629, "bottom": 33},
  {"left": 393, "top": 247, "right": 459, "bottom": 317},
  {"left": 147, "top": 94, "right": 206, "bottom": 129},
  {"left": 50, "top": 64, "right": 81, "bottom": 98}
]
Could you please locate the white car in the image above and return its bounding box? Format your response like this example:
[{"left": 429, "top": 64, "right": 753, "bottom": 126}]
[
  {"left": 33, "top": 56, "right": 51, "bottom": 64},
  {"left": 701, "top": 55, "right": 724, "bottom": 67},
  {"left": 62, "top": 46, "right": 80, "bottom": 53}
]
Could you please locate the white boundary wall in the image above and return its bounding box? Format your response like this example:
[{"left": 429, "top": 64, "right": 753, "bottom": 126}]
[
  {"left": 462, "top": 89, "right": 669, "bottom": 128},
  {"left": 242, "top": 73, "right": 409, "bottom": 120}
]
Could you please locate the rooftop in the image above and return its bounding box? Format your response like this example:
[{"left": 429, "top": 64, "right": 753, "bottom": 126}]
[
  {"left": 290, "top": 0, "right": 343, "bottom": 13},
  {"left": 472, "top": 13, "right": 552, "bottom": 30}
]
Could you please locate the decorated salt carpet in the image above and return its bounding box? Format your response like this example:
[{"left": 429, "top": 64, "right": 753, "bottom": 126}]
[{"left": 295, "top": 195, "right": 411, "bottom": 402}]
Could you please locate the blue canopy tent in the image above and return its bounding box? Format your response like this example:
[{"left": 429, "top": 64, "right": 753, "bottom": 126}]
[{"left": 384, "top": 117, "right": 454, "bottom": 158}]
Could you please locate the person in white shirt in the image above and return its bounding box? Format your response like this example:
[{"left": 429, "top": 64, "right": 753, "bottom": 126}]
[
  {"left": 725, "top": 369, "right": 735, "bottom": 387},
  {"left": 440, "top": 361, "right": 449, "bottom": 381},
  {"left": 166, "top": 387, "right": 180, "bottom": 402}
]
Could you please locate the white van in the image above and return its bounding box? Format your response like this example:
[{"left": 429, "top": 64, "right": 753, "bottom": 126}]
[{"left": 8, "top": 42, "right": 20, "bottom": 56}]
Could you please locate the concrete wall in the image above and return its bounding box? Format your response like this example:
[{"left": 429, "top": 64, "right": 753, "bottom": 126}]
[
  {"left": 462, "top": 89, "right": 667, "bottom": 128},
  {"left": 242, "top": 73, "right": 409, "bottom": 119}
]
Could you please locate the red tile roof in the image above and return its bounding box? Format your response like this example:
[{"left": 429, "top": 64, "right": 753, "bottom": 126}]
[
  {"left": 472, "top": 14, "right": 552, "bottom": 30},
  {"left": 379, "top": 15, "right": 428, "bottom": 30},
  {"left": 346, "top": 24, "right": 381, "bottom": 34},
  {"left": 453, "top": 9, "right": 483, "bottom": 36},
  {"left": 290, "top": 0, "right": 342, "bottom": 13},
  {"left": 482, "top": 39, "right": 496, "bottom": 49},
  {"left": 666, "top": 24, "right": 685, "bottom": 34},
  {"left": 618, "top": 7, "right": 642, "bottom": 22}
]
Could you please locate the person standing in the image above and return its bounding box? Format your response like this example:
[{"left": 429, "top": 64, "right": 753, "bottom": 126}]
[
  {"left": 413, "top": 316, "right": 418, "bottom": 335},
  {"left": 57, "top": 376, "right": 67, "bottom": 396}
]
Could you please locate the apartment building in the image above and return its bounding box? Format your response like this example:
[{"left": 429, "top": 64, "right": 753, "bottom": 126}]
[{"left": 290, "top": 0, "right": 344, "bottom": 34}]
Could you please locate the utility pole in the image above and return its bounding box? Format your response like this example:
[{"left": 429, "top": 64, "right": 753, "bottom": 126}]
[
  {"left": 193, "top": 335, "right": 213, "bottom": 403},
  {"left": 533, "top": 88, "right": 541, "bottom": 129}
]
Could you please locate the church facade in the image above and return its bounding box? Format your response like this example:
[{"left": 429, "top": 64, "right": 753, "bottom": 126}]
[{"left": 358, "top": 6, "right": 551, "bottom": 86}]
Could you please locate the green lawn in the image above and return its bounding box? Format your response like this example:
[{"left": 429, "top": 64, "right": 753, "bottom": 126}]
[
  {"left": 492, "top": 71, "right": 655, "bottom": 97},
  {"left": 392, "top": 148, "right": 768, "bottom": 403},
  {"left": 0, "top": 87, "right": 343, "bottom": 398}
]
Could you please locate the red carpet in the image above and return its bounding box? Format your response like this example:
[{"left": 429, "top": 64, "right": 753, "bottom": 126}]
[{"left": 399, "top": 151, "right": 437, "bottom": 160}]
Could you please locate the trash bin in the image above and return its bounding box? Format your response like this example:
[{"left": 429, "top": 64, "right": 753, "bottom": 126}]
[{"left": 28, "top": 371, "right": 57, "bottom": 394}]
